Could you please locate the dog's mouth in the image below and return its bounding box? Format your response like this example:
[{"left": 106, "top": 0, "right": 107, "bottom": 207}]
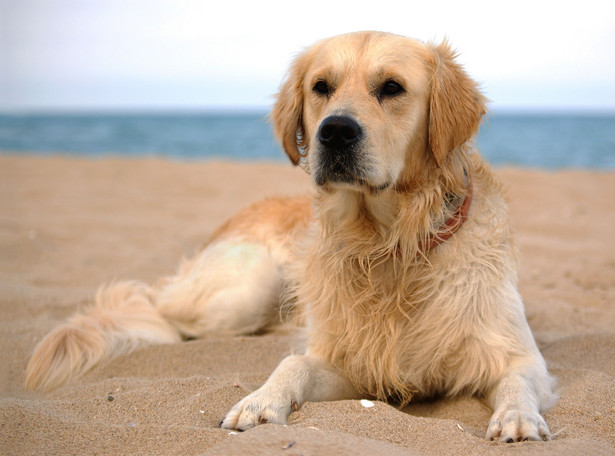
[
  {"left": 356, "top": 179, "right": 392, "bottom": 194},
  {"left": 312, "top": 115, "right": 391, "bottom": 194},
  {"left": 314, "top": 164, "right": 392, "bottom": 194}
]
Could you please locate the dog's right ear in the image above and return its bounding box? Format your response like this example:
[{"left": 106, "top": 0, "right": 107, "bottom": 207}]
[
  {"left": 270, "top": 51, "right": 310, "bottom": 165},
  {"left": 427, "top": 41, "right": 487, "bottom": 167}
]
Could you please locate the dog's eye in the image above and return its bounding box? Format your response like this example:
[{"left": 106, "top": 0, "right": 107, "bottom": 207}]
[
  {"left": 313, "top": 81, "right": 330, "bottom": 96},
  {"left": 380, "top": 80, "right": 404, "bottom": 98}
]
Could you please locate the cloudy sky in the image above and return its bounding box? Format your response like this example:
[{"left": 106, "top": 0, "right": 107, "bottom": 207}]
[{"left": 1, "top": 0, "right": 614, "bottom": 112}]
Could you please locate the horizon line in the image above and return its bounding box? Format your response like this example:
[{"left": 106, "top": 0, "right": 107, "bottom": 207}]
[{"left": 1, "top": 105, "right": 615, "bottom": 116}]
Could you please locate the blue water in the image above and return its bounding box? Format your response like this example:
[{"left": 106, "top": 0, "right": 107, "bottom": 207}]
[{"left": 1, "top": 112, "right": 614, "bottom": 169}]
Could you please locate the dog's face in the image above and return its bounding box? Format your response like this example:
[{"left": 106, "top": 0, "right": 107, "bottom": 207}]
[
  {"left": 302, "top": 33, "right": 432, "bottom": 193},
  {"left": 271, "top": 32, "right": 486, "bottom": 193}
]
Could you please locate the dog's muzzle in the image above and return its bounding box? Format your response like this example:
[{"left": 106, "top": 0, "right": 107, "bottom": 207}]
[{"left": 314, "top": 116, "right": 365, "bottom": 186}]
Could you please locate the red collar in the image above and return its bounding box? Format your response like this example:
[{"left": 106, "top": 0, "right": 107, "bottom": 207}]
[{"left": 418, "top": 169, "right": 473, "bottom": 253}]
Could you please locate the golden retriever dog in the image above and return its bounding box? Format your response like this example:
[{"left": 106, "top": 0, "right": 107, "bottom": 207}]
[{"left": 25, "top": 31, "right": 556, "bottom": 443}]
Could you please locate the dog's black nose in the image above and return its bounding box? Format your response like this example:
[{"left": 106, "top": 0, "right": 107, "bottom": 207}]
[{"left": 318, "top": 116, "right": 362, "bottom": 150}]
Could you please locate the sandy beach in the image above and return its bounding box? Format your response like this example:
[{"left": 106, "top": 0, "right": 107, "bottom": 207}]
[{"left": 1, "top": 154, "right": 614, "bottom": 455}]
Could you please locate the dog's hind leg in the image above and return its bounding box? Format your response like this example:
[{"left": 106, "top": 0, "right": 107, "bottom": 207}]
[
  {"left": 156, "top": 238, "right": 286, "bottom": 338},
  {"left": 25, "top": 239, "right": 284, "bottom": 392},
  {"left": 25, "top": 197, "right": 306, "bottom": 392}
]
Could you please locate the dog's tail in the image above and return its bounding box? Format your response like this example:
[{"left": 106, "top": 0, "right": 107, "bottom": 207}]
[{"left": 25, "top": 281, "right": 181, "bottom": 392}]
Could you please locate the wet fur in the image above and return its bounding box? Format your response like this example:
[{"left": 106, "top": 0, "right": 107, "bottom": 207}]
[{"left": 25, "top": 32, "right": 556, "bottom": 443}]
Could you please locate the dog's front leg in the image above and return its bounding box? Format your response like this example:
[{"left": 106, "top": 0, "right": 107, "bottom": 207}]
[
  {"left": 220, "top": 354, "right": 358, "bottom": 431},
  {"left": 485, "top": 358, "right": 555, "bottom": 442}
]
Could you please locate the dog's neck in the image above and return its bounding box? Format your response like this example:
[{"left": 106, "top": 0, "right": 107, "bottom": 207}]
[
  {"left": 315, "top": 166, "right": 472, "bottom": 257},
  {"left": 417, "top": 168, "right": 472, "bottom": 253}
]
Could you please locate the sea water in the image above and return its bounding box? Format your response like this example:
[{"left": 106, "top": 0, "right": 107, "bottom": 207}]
[{"left": 1, "top": 111, "right": 614, "bottom": 169}]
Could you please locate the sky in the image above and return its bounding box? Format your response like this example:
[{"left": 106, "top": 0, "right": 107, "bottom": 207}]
[{"left": 1, "top": 0, "right": 614, "bottom": 112}]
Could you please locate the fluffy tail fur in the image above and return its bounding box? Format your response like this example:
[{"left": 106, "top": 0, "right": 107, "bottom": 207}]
[{"left": 25, "top": 281, "right": 181, "bottom": 392}]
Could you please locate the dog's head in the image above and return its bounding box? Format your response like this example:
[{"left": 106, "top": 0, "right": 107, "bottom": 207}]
[{"left": 271, "top": 31, "right": 487, "bottom": 193}]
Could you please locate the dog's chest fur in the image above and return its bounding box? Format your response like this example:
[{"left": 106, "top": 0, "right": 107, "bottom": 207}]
[{"left": 296, "top": 164, "right": 517, "bottom": 403}]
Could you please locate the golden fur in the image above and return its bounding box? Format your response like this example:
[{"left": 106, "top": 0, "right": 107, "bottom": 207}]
[{"left": 25, "top": 32, "right": 555, "bottom": 443}]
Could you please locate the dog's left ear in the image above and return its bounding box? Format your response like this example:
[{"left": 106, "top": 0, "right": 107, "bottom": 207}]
[
  {"left": 428, "top": 41, "right": 487, "bottom": 167},
  {"left": 270, "top": 51, "right": 310, "bottom": 165}
]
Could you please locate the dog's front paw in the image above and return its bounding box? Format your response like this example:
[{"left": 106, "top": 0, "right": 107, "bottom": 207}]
[
  {"left": 486, "top": 408, "right": 551, "bottom": 443},
  {"left": 220, "top": 388, "right": 295, "bottom": 431}
]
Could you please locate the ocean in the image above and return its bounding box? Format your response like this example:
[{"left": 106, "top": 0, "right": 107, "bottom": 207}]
[{"left": 1, "top": 112, "right": 614, "bottom": 169}]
